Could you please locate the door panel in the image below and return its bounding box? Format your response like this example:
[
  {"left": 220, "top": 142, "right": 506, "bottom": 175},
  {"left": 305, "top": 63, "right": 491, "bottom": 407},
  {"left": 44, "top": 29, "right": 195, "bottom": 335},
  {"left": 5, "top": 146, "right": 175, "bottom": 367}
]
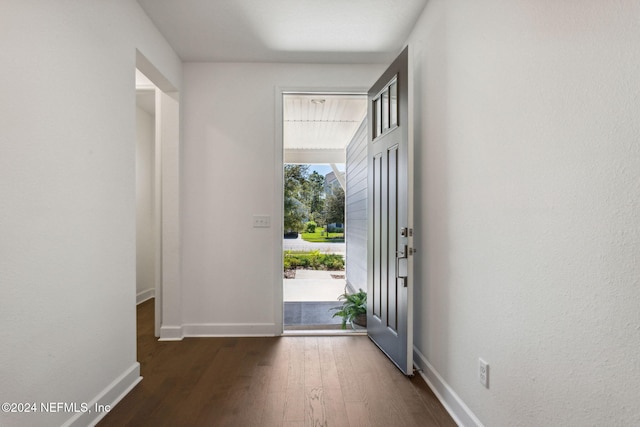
[
  {"left": 388, "top": 145, "right": 398, "bottom": 332},
  {"left": 367, "top": 46, "right": 413, "bottom": 375},
  {"left": 373, "top": 154, "right": 382, "bottom": 318}
]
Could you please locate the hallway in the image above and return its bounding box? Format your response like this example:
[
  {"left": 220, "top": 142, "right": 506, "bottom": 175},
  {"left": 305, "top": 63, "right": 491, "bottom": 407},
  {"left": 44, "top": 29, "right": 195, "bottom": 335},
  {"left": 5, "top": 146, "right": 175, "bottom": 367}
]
[{"left": 98, "top": 300, "right": 456, "bottom": 426}]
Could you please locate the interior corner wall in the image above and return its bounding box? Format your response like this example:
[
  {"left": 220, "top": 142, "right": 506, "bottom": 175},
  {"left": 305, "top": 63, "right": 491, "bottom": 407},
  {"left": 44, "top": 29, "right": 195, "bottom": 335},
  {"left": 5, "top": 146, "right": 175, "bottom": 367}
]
[
  {"left": 180, "top": 62, "right": 384, "bottom": 335},
  {"left": 0, "top": 2, "right": 181, "bottom": 426},
  {"left": 407, "top": 1, "right": 640, "bottom": 426}
]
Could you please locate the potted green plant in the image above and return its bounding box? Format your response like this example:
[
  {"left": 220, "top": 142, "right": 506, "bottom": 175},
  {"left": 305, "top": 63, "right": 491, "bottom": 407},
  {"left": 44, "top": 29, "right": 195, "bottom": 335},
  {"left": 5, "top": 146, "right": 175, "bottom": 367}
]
[{"left": 331, "top": 289, "right": 367, "bottom": 329}]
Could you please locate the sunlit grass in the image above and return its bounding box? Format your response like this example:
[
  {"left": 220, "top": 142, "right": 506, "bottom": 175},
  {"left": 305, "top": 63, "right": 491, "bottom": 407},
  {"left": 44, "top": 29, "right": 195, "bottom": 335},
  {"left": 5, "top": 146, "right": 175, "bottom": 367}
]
[{"left": 301, "top": 228, "right": 344, "bottom": 243}]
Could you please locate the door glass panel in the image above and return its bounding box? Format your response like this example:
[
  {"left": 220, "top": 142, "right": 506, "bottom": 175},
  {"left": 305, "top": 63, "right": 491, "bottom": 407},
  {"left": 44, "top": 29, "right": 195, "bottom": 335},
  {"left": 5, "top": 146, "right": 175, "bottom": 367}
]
[
  {"left": 390, "top": 80, "right": 398, "bottom": 127},
  {"left": 382, "top": 88, "right": 389, "bottom": 131},
  {"left": 374, "top": 98, "right": 381, "bottom": 138}
]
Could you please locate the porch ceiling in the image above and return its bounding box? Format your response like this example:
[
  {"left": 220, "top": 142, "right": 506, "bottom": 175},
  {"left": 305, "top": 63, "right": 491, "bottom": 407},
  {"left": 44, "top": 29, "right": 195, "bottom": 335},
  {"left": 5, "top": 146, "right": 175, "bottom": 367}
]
[{"left": 283, "top": 94, "right": 366, "bottom": 155}]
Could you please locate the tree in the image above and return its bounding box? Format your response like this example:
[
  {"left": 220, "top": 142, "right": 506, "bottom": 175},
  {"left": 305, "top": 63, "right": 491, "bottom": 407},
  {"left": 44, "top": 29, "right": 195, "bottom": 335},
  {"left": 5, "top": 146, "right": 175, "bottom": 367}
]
[
  {"left": 324, "top": 185, "right": 345, "bottom": 231},
  {"left": 284, "top": 164, "right": 309, "bottom": 232},
  {"left": 307, "top": 171, "right": 325, "bottom": 222}
]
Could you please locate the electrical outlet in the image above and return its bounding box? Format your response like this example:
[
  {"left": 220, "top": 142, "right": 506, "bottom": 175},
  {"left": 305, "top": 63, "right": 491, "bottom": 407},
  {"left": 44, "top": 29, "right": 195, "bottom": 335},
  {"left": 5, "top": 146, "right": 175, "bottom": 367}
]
[
  {"left": 478, "top": 358, "right": 489, "bottom": 388},
  {"left": 253, "top": 215, "right": 271, "bottom": 228}
]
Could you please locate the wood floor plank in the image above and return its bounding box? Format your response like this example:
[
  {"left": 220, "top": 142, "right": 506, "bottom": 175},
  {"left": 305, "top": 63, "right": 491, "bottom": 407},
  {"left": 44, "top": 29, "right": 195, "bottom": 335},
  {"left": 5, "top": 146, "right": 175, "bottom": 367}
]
[
  {"left": 98, "top": 300, "right": 455, "bottom": 427},
  {"left": 319, "top": 339, "right": 349, "bottom": 426},
  {"left": 305, "top": 386, "right": 327, "bottom": 427},
  {"left": 354, "top": 344, "right": 408, "bottom": 425},
  {"left": 284, "top": 338, "right": 305, "bottom": 423},
  {"left": 261, "top": 391, "right": 287, "bottom": 427},
  {"left": 304, "top": 337, "right": 323, "bottom": 388},
  {"left": 220, "top": 356, "right": 268, "bottom": 426},
  {"left": 344, "top": 401, "right": 371, "bottom": 427},
  {"left": 318, "top": 338, "right": 341, "bottom": 390},
  {"left": 322, "top": 386, "right": 349, "bottom": 427},
  {"left": 332, "top": 337, "right": 367, "bottom": 403},
  {"left": 410, "top": 374, "right": 459, "bottom": 427},
  {"left": 267, "top": 338, "right": 291, "bottom": 393},
  {"left": 236, "top": 339, "right": 280, "bottom": 426}
]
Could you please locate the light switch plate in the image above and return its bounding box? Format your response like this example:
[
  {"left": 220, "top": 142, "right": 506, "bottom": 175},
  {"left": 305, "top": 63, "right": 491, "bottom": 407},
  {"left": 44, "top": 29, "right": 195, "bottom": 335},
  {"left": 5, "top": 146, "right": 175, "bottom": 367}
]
[{"left": 253, "top": 215, "right": 271, "bottom": 228}]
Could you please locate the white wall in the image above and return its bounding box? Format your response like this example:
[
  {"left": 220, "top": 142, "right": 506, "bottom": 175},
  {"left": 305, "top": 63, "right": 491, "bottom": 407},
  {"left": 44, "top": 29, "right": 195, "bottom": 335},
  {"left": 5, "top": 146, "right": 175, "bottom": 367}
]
[
  {"left": 407, "top": 1, "right": 640, "bottom": 425},
  {"left": 136, "top": 104, "right": 156, "bottom": 303},
  {"left": 0, "top": 1, "right": 181, "bottom": 426},
  {"left": 180, "top": 62, "right": 384, "bottom": 335}
]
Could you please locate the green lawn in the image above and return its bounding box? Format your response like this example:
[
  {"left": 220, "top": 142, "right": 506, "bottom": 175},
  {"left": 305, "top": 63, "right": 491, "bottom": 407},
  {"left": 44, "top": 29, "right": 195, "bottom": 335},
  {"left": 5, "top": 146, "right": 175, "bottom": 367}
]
[{"left": 301, "top": 228, "right": 345, "bottom": 243}]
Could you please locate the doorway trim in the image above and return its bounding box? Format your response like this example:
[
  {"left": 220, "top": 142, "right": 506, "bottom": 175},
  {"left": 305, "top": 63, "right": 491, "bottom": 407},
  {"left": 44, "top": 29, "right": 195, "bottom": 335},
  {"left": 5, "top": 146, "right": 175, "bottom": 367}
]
[
  {"left": 136, "top": 50, "right": 182, "bottom": 341},
  {"left": 274, "top": 86, "right": 369, "bottom": 336}
]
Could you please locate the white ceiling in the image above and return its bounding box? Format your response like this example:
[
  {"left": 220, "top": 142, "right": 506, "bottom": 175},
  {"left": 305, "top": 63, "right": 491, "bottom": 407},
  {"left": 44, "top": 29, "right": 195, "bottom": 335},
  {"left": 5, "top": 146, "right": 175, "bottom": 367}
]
[
  {"left": 136, "top": 1, "right": 424, "bottom": 161},
  {"left": 136, "top": 0, "right": 428, "bottom": 63}
]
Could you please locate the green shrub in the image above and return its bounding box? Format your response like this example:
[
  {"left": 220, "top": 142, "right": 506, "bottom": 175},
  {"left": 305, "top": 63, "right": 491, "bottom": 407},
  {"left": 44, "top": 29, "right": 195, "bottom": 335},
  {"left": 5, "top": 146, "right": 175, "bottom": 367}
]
[
  {"left": 323, "top": 254, "right": 344, "bottom": 270},
  {"left": 283, "top": 250, "right": 344, "bottom": 271},
  {"left": 308, "top": 249, "right": 321, "bottom": 269},
  {"left": 305, "top": 221, "right": 317, "bottom": 233}
]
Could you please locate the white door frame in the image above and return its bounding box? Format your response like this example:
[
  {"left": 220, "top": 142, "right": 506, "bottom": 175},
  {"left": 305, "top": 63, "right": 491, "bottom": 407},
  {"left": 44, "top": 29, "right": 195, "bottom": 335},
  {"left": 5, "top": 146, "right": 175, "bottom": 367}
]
[
  {"left": 136, "top": 51, "right": 181, "bottom": 340},
  {"left": 274, "top": 86, "right": 368, "bottom": 335}
]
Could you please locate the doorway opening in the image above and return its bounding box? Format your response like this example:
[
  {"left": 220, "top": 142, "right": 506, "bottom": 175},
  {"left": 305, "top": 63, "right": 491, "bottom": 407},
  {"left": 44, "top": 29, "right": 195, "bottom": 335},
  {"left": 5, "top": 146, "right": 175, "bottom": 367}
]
[
  {"left": 135, "top": 68, "right": 159, "bottom": 334},
  {"left": 282, "top": 92, "right": 368, "bottom": 333},
  {"left": 134, "top": 51, "right": 180, "bottom": 342}
]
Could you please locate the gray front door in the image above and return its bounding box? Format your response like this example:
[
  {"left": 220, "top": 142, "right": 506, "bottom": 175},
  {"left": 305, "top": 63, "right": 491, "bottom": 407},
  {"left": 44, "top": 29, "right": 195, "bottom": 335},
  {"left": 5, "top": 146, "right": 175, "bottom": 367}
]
[{"left": 367, "top": 47, "right": 414, "bottom": 375}]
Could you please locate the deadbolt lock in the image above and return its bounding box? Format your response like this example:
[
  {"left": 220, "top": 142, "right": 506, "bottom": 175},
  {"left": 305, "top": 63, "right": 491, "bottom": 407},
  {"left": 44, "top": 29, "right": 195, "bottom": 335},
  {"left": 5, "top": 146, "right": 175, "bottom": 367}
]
[{"left": 400, "top": 227, "right": 414, "bottom": 237}]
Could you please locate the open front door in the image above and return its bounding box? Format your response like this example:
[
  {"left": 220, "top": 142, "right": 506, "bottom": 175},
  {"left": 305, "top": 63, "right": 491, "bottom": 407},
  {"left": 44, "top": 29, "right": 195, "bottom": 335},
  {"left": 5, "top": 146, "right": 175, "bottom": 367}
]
[{"left": 367, "top": 47, "right": 414, "bottom": 375}]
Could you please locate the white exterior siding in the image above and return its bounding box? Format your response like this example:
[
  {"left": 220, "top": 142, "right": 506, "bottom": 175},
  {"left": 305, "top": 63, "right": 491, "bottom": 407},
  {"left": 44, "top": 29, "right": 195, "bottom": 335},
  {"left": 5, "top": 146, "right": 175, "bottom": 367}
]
[{"left": 345, "top": 119, "right": 368, "bottom": 293}]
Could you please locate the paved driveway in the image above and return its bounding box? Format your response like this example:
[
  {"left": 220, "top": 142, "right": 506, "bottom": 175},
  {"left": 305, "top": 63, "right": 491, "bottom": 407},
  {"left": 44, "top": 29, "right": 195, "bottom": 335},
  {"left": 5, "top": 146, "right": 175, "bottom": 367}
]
[{"left": 283, "top": 236, "right": 345, "bottom": 254}]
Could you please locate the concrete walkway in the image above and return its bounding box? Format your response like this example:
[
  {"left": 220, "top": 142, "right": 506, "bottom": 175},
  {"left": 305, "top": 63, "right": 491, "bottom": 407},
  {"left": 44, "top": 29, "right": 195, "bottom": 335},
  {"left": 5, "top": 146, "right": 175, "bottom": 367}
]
[{"left": 283, "top": 269, "right": 346, "bottom": 302}]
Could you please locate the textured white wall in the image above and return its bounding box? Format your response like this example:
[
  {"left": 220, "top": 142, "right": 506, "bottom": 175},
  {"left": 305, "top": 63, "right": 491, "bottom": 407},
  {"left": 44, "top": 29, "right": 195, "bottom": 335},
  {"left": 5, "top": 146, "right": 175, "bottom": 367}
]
[
  {"left": 0, "top": 1, "right": 181, "bottom": 426},
  {"left": 181, "top": 62, "right": 383, "bottom": 334},
  {"left": 408, "top": 0, "right": 640, "bottom": 425},
  {"left": 136, "top": 105, "right": 155, "bottom": 300}
]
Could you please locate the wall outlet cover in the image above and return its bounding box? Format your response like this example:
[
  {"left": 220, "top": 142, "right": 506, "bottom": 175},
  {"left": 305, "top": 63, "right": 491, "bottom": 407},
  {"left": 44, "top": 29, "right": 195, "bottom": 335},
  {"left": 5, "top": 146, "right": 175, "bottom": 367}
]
[{"left": 479, "top": 358, "right": 489, "bottom": 388}]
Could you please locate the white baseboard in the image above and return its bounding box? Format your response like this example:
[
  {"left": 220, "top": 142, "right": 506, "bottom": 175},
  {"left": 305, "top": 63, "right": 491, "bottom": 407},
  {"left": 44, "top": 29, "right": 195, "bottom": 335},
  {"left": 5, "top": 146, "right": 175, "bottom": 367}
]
[
  {"left": 159, "top": 323, "right": 278, "bottom": 340},
  {"left": 413, "top": 347, "right": 484, "bottom": 427},
  {"left": 63, "top": 363, "right": 142, "bottom": 427},
  {"left": 159, "top": 325, "right": 184, "bottom": 341},
  {"left": 182, "top": 322, "right": 278, "bottom": 337},
  {"left": 136, "top": 288, "right": 155, "bottom": 305}
]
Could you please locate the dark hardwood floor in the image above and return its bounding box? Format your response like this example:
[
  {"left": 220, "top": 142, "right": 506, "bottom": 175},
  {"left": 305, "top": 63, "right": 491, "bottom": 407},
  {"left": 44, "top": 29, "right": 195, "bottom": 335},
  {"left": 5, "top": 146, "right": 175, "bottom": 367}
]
[{"left": 98, "top": 299, "right": 456, "bottom": 427}]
